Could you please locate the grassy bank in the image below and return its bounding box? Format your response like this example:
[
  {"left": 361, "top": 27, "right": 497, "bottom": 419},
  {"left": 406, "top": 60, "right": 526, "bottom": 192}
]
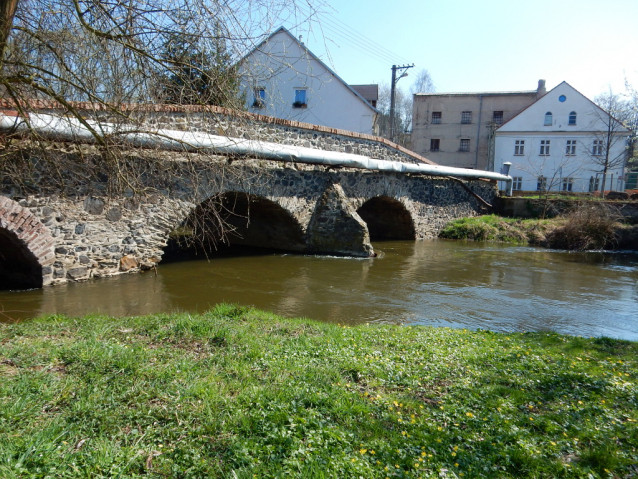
[
  {"left": 438, "top": 215, "right": 554, "bottom": 245},
  {"left": 439, "top": 213, "right": 638, "bottom": 250},
  {"left": 1, "top": 307, "right": 637, "bottom": 478}
]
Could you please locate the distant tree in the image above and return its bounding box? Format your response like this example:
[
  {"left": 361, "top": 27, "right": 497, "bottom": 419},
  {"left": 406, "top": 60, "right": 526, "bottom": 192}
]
[
  {"left": 376, "top": 69, "right": 435, "bottom": 147},
  {"left": 409, "top": 69, "right": 435, "bottom": 95},
  {"left": 590, "top": 90, "right": 633, "bottom": 196},
  {"left": 159, "top": 25, "right": 241, "bottom": 107}
]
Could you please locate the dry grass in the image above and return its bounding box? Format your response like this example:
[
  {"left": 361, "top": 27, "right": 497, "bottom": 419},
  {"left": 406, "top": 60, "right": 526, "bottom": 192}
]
[{"left": 545, "top": 203, "right": 621, "bottom": 251}]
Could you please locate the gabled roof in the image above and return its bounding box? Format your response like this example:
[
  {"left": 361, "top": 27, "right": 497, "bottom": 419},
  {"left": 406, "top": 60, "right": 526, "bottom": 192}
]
[
  {"left": 238, "top": 26, "right": 378, "bottom": 114},
  {"left": 497, "top": 81, "right": 632, "bottom": 132},
  {"left": 351, "top": 84, "right": 379, "bottom": 103}
]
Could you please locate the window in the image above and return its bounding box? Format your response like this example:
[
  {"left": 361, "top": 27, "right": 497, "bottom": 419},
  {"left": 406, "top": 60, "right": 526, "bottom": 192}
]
[
  {"left": 589, "top": 176, "right": 600, "bottom": 192},
  {"left": 293, "top": 89, "right": 307, "bottom": 108},
  {"left": 430, "top": 139, "right": 440, "bottom": 152},
  {"left": 461, "top": 111, "right": 472, "bottom": 124},
  {"left": 592, "top": 140, "right": 603, "bottom": 156},
  {"left": 544, "top": 111, "right": 553, "bottom": 126},
  {"left": 514, "top": 140, "right": 525, "bottom": 155},
  {"left": 252, "top": 88, "right": 265, "bottom": 108},
  {"left": 512, "top": 177, "right": 523, "bottom": 191},
  {"left": 431, "top": 111, "right": 442, "bottom": 124},
  {"left": 565, "top": 140, "right": 576, "bottom": 156},
  {"left": 540, "top": 140, "right": 550, "bottom": 156},
  {"left": 537, "top": 176, "right": 547, "bottom": 192},
  {"left": 459, "top": 139, "right": 470, "bottom": 152},
  {"left": 492, "top": 111, "right": 504, "bottom": 124},
  {"left": 568, "top": 111, "right": 577, "bottom": 125},
  {"left": 562, "top": 177, "right": 574, "bottom": 192}
]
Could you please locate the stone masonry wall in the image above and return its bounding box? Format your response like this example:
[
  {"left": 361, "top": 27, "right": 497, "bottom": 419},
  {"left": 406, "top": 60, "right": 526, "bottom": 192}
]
[
  {"left": 1, "top": 154, "right": 496, "bottom": 286},
  {"left": 0, "top": 100, "right": 434, "bottom": 166}
]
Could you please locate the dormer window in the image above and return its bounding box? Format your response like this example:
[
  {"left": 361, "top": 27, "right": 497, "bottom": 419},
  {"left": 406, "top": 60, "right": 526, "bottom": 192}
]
[
  {"left": 544, "top": 112, "right": 553, "bottom": 126},
  {"left": 568, "top": 111, "right": 577, "bottom": 125}
]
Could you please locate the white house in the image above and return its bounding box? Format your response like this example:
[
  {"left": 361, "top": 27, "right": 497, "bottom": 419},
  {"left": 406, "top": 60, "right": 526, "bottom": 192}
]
[
  {"left": 493, "top": 82, "right": 632, "bottom": 193},
  {"left": 237, "top": 27, "right": 378, "bottom": 135}
]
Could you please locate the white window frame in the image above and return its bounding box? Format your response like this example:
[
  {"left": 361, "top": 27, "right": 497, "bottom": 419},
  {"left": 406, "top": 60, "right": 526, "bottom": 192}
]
[
  {"left": 592, "top": 140, "right": 603, "bottom": 156},
  {"left": 512, "top": 177, "right": 523, "bottom": 191},
  {"left": 544, "top": 112, "right": 553, "bottom": 126},
  {"left": 293, "top": 88, "right": 307, "bottom": 108},
  {"left": 537, "top": 176, "right": 547, "bottom": 191},
  {"left": 252, "top": 87, "right": 266, "bottom": 108},
  {"left": 568, "top": 111, "right": 577, "bottom": 125},
  {"left": 514, "top": 140, "right": 525, "bottom": 156},
  {"left": 540, "top": 140, "right": 550, "bottom": 156},
  {"left": 565, "top": 140, "right": 576, "bottom": 156},
  {"left": 562, "top": 177, "right": 574, "bottom": 192}
]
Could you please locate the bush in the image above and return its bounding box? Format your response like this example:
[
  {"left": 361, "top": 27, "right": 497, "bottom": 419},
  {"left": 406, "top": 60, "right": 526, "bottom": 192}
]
[{"left": 545, "top": 203, "right": 620, "bottom": 250}]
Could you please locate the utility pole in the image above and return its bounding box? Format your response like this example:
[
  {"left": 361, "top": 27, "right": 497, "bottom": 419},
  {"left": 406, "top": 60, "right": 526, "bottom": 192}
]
[{"left": 389, "top": 64, "right": 414, "bottom": 142}]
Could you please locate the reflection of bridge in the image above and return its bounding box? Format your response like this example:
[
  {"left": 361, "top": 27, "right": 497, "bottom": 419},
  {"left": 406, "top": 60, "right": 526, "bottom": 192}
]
[{"left": 0, "top": 102, "right": 498, "bottom": 289}]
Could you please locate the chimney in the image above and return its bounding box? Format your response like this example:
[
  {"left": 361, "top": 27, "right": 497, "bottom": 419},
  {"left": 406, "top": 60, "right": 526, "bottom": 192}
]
[{"left": 537, "top": 79, "right": 546, "bottom": 98}]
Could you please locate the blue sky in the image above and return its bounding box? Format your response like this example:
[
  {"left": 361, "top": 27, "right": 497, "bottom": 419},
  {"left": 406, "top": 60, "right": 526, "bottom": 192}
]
[{"left": 279, "top": 0, "right": 638, "bottom": 100}]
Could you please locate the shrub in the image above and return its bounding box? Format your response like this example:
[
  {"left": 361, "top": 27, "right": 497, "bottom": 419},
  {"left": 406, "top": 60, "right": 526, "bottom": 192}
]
[{"left": 545, "top": 203, "right": 620, "bottom": 250}]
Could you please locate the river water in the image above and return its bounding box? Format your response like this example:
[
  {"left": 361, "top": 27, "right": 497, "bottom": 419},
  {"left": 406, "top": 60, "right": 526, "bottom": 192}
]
[{"left": 1, "top": 240, "right": 637, "bottom": 340}]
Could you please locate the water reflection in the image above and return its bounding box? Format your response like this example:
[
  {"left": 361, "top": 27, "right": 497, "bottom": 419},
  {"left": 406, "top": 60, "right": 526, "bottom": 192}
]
[{"left": 1, "top": 240, "right": 637, "bottom": 340}]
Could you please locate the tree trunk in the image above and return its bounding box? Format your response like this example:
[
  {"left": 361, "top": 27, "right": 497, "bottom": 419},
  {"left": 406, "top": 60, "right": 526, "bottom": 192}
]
[{"left": 0, "top": 0, "right": 18, "bottom": 71}]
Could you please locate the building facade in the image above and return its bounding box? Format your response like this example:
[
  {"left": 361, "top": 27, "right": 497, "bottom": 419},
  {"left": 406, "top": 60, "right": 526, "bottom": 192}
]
[
  {"left": 411, "top": 80, "right": 547, "bottom": 169},
  {"left": 237, "top": 27, "right": 378, "bottom": 135},
  {"left": 493, "top": 82, "right": 632, "bottom": 193}
]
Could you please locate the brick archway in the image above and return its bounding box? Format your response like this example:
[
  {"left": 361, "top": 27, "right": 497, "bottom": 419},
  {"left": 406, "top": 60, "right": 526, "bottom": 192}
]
[{"left": 0, "top": 197, "right": 55, "bottom": 288}]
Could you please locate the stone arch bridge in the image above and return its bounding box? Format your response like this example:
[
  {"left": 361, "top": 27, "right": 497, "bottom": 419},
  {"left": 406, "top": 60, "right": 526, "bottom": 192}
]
[{"left": 0, "top": 102, "right": 497, "bottom": 289}]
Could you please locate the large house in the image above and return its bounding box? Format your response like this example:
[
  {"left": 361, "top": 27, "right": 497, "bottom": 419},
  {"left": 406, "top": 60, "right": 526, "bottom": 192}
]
[
  {"left": 493, "top": 82, "right": 632, "bottom": 193},
  {"left": 411, "top": 80, "right": 547, "bottom": 170},
  {"left": 237, "top": 27, "right": 378, "bottom": 135}
]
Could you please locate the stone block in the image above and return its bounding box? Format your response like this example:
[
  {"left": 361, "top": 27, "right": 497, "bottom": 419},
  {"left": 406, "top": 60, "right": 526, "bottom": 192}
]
[
  {"left": 84, "top": 196, "right": 104, "bottom": 215},
  {"left": 106, "top": 208, "right": 122, "bottom": 222},
  {"left": 120, "top": 255, "right": 138, "bottom": 271},
  {"left": 67, "top": 267, "right": 89, "bottom": 280}
]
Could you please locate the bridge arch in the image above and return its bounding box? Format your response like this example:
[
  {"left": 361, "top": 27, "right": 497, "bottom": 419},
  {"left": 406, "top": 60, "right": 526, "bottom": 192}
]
[
  {"left": 168, "top": 191, "right": 306, "bottom": 255},
  {"left": 356, "top": 196, "right": 416, "bottom": 241},
  {"left": 0, "top": 197, "right": 55, "bottom": 289}
]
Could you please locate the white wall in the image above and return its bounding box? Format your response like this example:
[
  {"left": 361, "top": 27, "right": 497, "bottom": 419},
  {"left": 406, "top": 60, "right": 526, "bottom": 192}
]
[
  {"left": 494, "top": 83, "right": 630, "bottom": 192},
  {"left": 238, "top": 29, "right": 376, "bottom": 135}
]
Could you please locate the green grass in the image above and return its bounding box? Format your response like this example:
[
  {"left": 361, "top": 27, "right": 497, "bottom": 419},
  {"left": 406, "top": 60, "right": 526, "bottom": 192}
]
[
  {"left": 438, "top": 215, "right": 555, "bottom": 245},
  {"left": 1, "top": 306, "right": 637, "bottom": 478}
]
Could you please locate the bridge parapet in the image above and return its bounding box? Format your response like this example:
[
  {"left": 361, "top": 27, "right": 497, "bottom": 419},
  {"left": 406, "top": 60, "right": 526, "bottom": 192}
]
[{"left": 0, "top": 99, "right": 433, "bottom": 167}]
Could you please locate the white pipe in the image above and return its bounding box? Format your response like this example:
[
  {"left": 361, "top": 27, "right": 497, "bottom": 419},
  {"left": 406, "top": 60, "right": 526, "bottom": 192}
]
[{"left": 0, "top": 112, "right": 513, "bottom": 192}]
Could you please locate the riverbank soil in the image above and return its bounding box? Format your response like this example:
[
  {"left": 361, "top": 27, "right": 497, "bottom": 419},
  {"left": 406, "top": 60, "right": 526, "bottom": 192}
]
[{"left": 1, "top": 307, "right": 637, "bottom": 478}]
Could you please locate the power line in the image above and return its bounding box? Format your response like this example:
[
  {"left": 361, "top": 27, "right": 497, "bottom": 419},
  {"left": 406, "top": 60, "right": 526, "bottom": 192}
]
[{"left": 293, "top": 4, "right": 411, "bottom": 67}]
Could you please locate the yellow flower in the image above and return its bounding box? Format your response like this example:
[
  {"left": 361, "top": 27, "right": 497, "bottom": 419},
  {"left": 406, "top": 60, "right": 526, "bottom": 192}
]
[
  {"left": 360, "top": 449, "right": 367, "bottom": 454},
  {"left": 451, "top": 452, "right": 456, "bottom": 457},
  {"left": 454, "top": 463, "right": 459, "bottom": 467},
  {"left": 466, "top": 412, "right": 473, "bottom": 418}
]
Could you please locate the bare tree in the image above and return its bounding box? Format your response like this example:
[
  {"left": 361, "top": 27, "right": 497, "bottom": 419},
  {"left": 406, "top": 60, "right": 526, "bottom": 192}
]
[
  {"left": 376, "top": 69, "right": 434, "bottom": 147},
  {"left": 590, "top": 90, "right": 633, "bottom": 197},
  {"left": 514, "top": 149, "right": 583, "bottom": 218},
  {"left": 409, "top": 69, "right": 435, "bottom": 95},
  {"left": 0, "top": 0, "right": 327, "bottom": 251}
]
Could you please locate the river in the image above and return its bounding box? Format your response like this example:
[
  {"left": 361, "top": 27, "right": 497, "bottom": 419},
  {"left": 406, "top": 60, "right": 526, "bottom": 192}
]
[{"left": 1, "top": 240, "right": 637, "bottom": 340}]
